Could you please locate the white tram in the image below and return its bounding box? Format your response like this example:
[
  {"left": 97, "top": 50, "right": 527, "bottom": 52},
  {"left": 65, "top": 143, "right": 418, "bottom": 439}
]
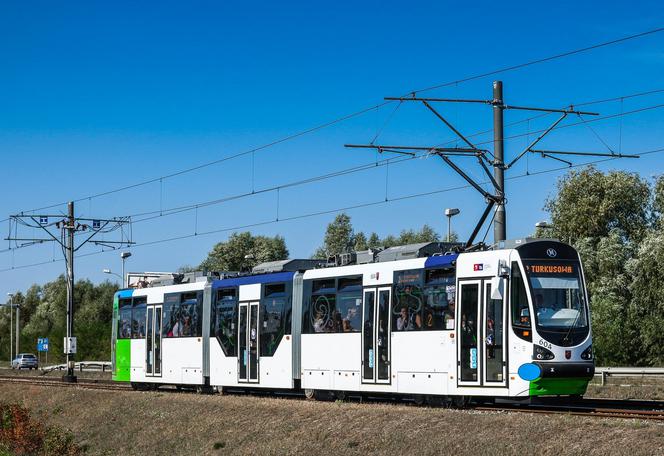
[{"left": 112, "top": 238, "right": 595, "bottom": 401}]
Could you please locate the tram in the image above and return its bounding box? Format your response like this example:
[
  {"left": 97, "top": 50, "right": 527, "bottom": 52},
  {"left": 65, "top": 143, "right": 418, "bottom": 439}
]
[{"left": 112, "top": 238, "right": 594, "bottom": 401}]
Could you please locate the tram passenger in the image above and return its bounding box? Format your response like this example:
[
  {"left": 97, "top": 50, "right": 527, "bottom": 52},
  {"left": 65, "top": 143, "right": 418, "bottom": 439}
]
[
  {"left": 181, "top": 312, "right": 192, "bottom": 336},
  {"left": 461, "top": 314, "right": 476, "bottom": 346},
  {"left": 171, "top": 310, "right": 183, "bottom": 337},
  {"left": 486, "top": 318, "right": 495, "bottom": 359},
  {"left": 343, "top": 307, "right": 358, "bottom": 332},
  {"left": 396, "top": 307, "right": 421, "bottom": 331}
]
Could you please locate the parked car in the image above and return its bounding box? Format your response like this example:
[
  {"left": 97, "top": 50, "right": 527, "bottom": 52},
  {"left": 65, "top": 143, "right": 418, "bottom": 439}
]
[{"left": 11, "top": 353, "right": 38, "bottom": 370}]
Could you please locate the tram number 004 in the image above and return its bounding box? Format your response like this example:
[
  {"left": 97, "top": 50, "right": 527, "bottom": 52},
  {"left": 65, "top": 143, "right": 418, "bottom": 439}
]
[{"left": 538, "top": 339, "right": 552, "bottom": 350}]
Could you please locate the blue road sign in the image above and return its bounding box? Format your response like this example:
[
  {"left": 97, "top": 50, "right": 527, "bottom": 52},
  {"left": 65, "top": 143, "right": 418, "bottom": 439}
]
[{"left": 37, "top": 338, "right": 49, "bottom": 352}]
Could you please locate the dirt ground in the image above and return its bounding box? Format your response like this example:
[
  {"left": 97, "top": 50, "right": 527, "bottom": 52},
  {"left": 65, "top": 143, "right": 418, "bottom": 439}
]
[{"left": 0, "top": 383, "right": 663, "bottom": 456}]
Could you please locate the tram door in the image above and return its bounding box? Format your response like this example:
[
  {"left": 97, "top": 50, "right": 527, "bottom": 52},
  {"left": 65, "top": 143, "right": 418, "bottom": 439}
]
[
  {"left": 456, "top": 280, "right": 506, "bottom": 387},
  {"left": 362, "top": 287, "right": 391, "bottom": 384},
  {"left": 482, "top": 282, "right": 506, "bottom": 386},
  {"left": 238, "top": 302, "right": 259, "bottom": 383},
  {"left": 145, "top": 305, "right": 162, "bottom": 377}
]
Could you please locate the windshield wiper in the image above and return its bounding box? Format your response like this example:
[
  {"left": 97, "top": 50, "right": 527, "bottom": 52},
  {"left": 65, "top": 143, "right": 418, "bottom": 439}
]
[{"left": 561, "top": 299, "right": 583, "bottom": 346}]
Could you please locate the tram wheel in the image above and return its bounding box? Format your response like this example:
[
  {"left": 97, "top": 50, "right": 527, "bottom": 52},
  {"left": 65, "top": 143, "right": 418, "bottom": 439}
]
[
  {"left": 569, "top": 394, "right": 584, "bottom": 402},
  {"left": 426, "top": 395, "right": 444, "bottom": 407},
  {"left": 335, "top": 390, "right": 347, "bottom": 401},
  {"left": 304, "top": 389, "right": 316, "bottom": 400},
  {"left": 413, "top": 395, "right": 426, "bottom": 406},
  {"left": 452, "top": 395, "right": 469, "bottom": 409}
]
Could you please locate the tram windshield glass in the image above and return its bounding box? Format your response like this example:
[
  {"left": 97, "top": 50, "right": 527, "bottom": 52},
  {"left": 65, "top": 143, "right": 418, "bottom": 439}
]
[{"left": 524, "top": 261, "right": 588, "bottom": 329}]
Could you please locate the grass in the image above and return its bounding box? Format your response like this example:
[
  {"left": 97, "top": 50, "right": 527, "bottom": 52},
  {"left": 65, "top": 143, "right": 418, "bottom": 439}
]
[
  {"left": 0, "top": 382, "right": 663, "bottom": 455},
  {"left": 587, "top": 376, "right": 664, "bottom": 400}
]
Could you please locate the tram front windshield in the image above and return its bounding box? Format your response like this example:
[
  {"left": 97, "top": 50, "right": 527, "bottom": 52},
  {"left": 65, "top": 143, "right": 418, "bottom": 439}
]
[{"left": 524, "top": 261, "right": 588, "bottom": 329}]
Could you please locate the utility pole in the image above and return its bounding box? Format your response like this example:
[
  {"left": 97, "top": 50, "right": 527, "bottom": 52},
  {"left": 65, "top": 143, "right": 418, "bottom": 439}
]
[
  {"left": 492, "top": 81, "right": 506, "bottom": 243},
  {"left": 6, "top": 201, "right": 132, "bottom": 382},
  {"left": 347, "top": 81, "right": 639, "bottom": 249}
]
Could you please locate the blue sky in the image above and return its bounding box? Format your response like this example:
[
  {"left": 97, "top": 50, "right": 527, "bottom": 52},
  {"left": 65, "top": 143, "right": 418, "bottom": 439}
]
[{"left": 1, "top": 0, "right": 663, "bottom": 298}]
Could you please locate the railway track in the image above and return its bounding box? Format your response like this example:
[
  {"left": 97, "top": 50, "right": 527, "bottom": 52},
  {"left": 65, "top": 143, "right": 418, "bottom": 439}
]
[
  {"left": 478, "top": 402, "right": 664, "bottom": 421},
  {"left": 1, "top": 374, "right": 663, "bottom": 420},
  {"left": 0, "top": 375, "right": 130, "bottom": 391}
]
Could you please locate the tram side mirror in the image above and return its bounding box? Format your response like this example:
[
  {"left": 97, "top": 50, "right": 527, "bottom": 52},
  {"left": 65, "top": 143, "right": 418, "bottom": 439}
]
[
  {"left": 490, "top": 276, "right": 504, "bottom": 300},
  {"left": 498, "top": 262, "right": 510, "bottom": 278}
]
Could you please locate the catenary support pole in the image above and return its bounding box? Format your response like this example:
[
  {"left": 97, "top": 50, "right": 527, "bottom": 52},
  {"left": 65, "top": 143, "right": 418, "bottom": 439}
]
[
  {"left": 493, "top": 81, "right": 506, "bottom": 243},
  {"left": 64, "top": 201, "right": 77, "bottom": 382}
]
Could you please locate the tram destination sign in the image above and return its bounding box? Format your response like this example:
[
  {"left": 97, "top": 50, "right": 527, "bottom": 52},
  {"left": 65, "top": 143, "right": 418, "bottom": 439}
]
[{"left": 526, "top": 263, "right": 576, "bottom": 274}]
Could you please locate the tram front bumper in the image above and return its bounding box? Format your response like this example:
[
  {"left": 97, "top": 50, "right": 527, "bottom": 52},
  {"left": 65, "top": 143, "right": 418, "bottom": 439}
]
[
  {"left": 534, "top": 361, "right": 595, "bottom": 379},
  {"left": 528, "top": 362, "right": 595, "bottom": 396}
]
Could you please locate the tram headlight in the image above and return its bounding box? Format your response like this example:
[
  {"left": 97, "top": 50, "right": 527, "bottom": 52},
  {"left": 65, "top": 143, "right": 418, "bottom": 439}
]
[
  {"left": 533, "top": 345, "right": 555, "bottom": 361},
  {"left": 580, "top": 345, "right": 593, "bottom": 360}
]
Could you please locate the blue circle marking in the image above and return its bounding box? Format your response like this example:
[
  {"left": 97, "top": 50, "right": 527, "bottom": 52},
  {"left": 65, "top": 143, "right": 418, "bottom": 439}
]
[{"left": 518, "top": 363, "right": 542, "bottom": 381}]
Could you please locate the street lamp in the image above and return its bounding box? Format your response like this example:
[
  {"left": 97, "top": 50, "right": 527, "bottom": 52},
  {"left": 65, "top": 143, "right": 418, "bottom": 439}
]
[
  {"left": 445, "top": 208, "right": 461, "bottom": 242},
  {"left": 103, "top": 268, "right": 123, "bottom": 282},
  {"left": 120, "top": 252, "right": 132, "bottom": 288}
]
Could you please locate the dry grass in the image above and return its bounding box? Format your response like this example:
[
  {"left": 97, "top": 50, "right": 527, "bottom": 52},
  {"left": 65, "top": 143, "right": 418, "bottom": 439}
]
[{"left": 0, "top": 384, "right": 663, "bottom": 455}]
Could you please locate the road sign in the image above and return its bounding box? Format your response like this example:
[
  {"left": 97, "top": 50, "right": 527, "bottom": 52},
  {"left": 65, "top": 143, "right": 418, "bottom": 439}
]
[{"left": 37, "top": 338, "right": 49, "bottom": 352}]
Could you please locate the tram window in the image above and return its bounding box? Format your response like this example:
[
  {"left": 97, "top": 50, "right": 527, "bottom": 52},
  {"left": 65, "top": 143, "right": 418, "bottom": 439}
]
[
  {"left": 393, "top": 270, "right": 424, "bottom": 331},
  {"left": 118, "top": 298, "right": 132, "bottom": 339},
  {"left": 265, "top": 283, "right": 286, "bottom": 297},
  {"left": 309, "top": 291, "right": 337, "bottom": 333},
  {"left": 338, "top": 276, "right": 362, "bottom": 292},
  {"left": 261, "top": 282, "right": 293, "bottom": 356},
  {"left": 213, "top": 288, "right": 237, "bottom": 356},
  {"left": 511, "top": 261, "right": 532, "bottom": 341},
  {"left": 163, "top": 294, "right": 179, "bottom": 338},
  {"left": 422, "top": 268, "right": 456, "bottom": 331},
  {"left": 304, "top": 276, "right": 362, "bottom": 333},
  {"left": 163, "top": 292, "right": 203, "bottom": 338},
  {"left": 312, "top": 279, "right": 335, "bottom": 294},
  {"left": 131, "top": 297, "right": 147, "bottom": 339},
  {"left": 180, "top": 292, "right": 202, "bottom": 337}
]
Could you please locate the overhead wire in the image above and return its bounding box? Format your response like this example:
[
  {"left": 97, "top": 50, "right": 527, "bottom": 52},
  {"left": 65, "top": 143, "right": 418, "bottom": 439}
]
[
  {"left": 4, "top": 27, "right": 663, "bottom": 223},
  {"left": 2, "top": 145, "right": 664, "bottom": 274},
  {"left": 1, "top": 88, "right": 662, "bottom": 256}
]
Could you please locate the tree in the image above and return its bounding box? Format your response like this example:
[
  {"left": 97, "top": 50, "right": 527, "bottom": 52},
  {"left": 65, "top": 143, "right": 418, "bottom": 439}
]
[
  {"left": 314, "top": 213, "right": 354, "bottom": 258},
  {"left": 314, "top": 213, "right": 445, "bottom": 257},
  {"left": 627, "top": 228, "right": 664, "bottom": 365},
  {"left": 367, "top": 233, "right": 381, "bottom": 250},
  {"left": 544, "top": 166, "right": 651, "bottom": 244},
  {"left": 200, "top": 232, "right": 288, "bottom": 271},
  {"left": 354, "top": 232, "right": 368, "bottom": 251},
  {"left": 575, "top": 230, "right": 637, "bottom": 365}
]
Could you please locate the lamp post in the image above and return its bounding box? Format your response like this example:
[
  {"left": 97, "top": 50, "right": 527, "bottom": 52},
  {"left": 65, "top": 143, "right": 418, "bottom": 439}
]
[
  {"left": 120, "top": 252, "right": 132, "bottom": 288},
  {"left": 445, "top": 208, "right": 460, "bottom": 242},
  {"left": 6, "top": 293, "right": 13, "bottom": 365},
  {"left": 15, "top": 303, "right": 20, "bottom": 355}
]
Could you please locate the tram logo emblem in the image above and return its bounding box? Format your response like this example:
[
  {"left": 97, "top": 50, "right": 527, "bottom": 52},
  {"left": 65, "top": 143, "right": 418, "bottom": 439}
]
[
  {"left": 473, "top": 264, "right": 483, "bottom": 271},
  {"left": 546, "top": 248, "right": 557, "bottom": 258}
]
